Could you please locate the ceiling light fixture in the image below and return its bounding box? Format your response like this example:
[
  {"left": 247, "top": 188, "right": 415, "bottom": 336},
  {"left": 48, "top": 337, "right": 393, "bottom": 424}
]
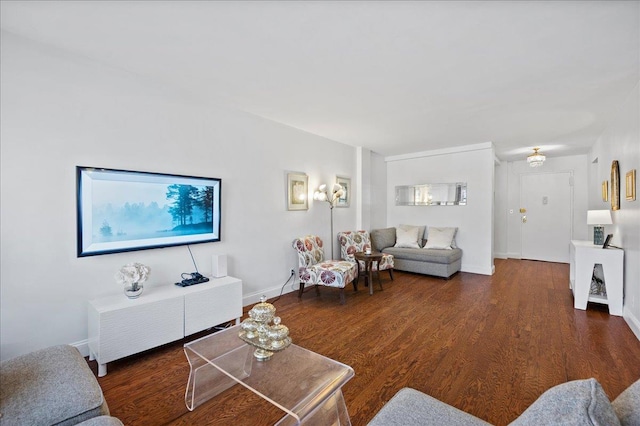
[{"left": 527, "top": 147, "right": 546, "bottom": 167}]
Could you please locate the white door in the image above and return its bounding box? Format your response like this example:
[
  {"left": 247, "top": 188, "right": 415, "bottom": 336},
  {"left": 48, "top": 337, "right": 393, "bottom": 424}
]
[{"left": 520, "top": 172, "right": 572, "bottom": 263}]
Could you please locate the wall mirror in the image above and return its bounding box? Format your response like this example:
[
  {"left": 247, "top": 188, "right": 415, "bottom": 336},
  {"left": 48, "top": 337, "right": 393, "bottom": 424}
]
[{"left": 395, "top": 183, "right": 467, "bottom": 206}]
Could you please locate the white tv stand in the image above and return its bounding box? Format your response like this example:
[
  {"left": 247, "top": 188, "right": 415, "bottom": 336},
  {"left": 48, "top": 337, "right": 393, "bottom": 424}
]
[{"left": 88, "top": 275, "right": 242, "bottom": 377}]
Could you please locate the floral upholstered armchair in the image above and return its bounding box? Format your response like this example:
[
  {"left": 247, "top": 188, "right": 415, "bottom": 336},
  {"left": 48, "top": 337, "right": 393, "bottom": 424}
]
[
  {"left": 338, "top": 230, "right": 394, "bottom": 281},
  {"left": 292, "top": 235, "right": 358, "bottom": 304}
]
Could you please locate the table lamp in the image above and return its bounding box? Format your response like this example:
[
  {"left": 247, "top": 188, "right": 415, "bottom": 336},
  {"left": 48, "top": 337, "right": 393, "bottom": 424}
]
[{"left": 587, "top": 210, "right": 612, "bottom": 245}]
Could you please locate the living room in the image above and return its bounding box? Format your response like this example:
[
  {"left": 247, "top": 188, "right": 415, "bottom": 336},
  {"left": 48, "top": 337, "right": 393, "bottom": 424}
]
[{"left": 1, "top": 1, "right": 639, "bottom": 424}]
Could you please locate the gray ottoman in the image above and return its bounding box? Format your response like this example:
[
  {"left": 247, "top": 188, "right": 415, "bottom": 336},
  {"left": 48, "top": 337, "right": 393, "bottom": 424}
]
[{"left": 0, "top": 345, "right": 111, "bottom": 426}]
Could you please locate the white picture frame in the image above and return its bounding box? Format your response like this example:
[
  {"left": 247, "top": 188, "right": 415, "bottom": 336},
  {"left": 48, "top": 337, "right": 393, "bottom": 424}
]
[
  {"left": 287, "top": 172, "right": 309, "bottom": 211},
  {"left": 336, "top": 176, "right": 351, "bottom": 208}
]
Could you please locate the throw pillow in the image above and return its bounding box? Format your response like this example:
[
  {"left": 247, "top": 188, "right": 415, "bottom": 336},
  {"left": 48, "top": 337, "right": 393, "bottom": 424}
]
[
  {"left": 424, "top": 226, "right": 458, "bottom": 248},
  {"left": 370, "top": 227, "right": 396, "bottom": 251},
  {"left": 398, "top": 224, "right": 426, "bottom": 247},
  {"left": 510, "top": 378, "right": 621, "bottom": 426},
  {"left": 394, "top": 226, "right": 420, "bottom": 248},
  {"left": 423, "top": 227, "right": 456, "bottom": 250}
]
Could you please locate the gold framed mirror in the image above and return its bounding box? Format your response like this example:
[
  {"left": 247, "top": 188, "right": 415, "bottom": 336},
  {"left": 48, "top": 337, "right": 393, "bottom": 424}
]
[
  {"left": 626, "top": 169, "right": 636, "bottom": 201},
  {"left": 611, "top": 161, "right": 620, "bottom": 210}
]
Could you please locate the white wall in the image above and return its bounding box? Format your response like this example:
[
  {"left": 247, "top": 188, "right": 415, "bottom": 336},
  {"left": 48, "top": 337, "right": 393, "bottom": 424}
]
[
  {"left": 495, "top": 155, "right": 589, "bottom": 259},
  {"left": 370, "top": 151, "right": 387, "bottom": 230},
  {"left": 588, "top": 82, "right": 640, "bottom": 339},
  {"left": 494, "top": 159, "right": 509, "bottom": 258},
  {"left": 385, "top": 143, "right": 495, "bottom": 275},
  {"left": 0, "top": 33, "right": 359, "bottom": 360},
  {"left": 356, "top": 147, "right": 371, "bottom": 231}
]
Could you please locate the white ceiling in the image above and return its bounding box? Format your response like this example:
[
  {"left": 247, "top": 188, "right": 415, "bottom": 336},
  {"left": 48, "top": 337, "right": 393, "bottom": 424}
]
[{"left": 1, "top": 1, "right": 638, "bottom": 161}]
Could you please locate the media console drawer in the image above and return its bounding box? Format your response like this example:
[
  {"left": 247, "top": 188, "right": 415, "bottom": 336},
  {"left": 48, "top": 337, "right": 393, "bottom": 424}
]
[{"left": 88, "top": 276, "right": 242, "bottom": 376}]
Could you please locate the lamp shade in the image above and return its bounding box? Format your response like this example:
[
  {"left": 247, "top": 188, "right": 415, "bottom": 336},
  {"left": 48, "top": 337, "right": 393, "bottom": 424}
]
[{"left": 587, "top": 210, "right": 612, "bottom": 225}]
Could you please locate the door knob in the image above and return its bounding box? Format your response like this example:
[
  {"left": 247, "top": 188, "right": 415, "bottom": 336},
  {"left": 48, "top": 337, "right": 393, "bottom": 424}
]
[{"left": 519, "top": 208, "right": 527, "bottom": 213}]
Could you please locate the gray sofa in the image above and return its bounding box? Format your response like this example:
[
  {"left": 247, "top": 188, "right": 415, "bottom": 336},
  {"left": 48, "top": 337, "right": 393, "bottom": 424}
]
[
  {"left": 371, "top": 226, "right": 462, "bottom": 279},
  {"left": 368, "top": 378, "right": 640, "bottom": 425},
  {"left": 0, "top": 345, "right": 123, "bottom": 426}
]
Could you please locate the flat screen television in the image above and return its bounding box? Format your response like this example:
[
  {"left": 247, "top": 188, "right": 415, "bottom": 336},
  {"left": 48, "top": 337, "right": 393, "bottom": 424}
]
[{"left": 77, "top": 166, "right": 221, "bottom": 257}]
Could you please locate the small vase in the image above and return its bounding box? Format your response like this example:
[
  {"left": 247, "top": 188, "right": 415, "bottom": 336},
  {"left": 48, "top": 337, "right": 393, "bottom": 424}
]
[{"left": 124, "top": 282, "right": 144, "bottom": 299}]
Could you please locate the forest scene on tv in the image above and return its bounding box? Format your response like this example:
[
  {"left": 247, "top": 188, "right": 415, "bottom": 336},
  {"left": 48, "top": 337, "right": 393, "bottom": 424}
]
[{"left": 91, "top": 181, "right": 217, "bottom": 244}]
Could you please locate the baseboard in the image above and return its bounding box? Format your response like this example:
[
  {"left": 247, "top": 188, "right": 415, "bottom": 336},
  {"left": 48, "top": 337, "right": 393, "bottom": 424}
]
[
  {"left": 243, "top": 282, "right": 297, "bottom": 306},
  {"left": 461, "top": 265, "right": 493, "bottom": 275},
  {"left": 71, "top": 339, "right": 90, "bottom": 358},
  {"left": 623, "top": 307, "right": 640, "bottom": 341},
  {"left": 493, "top": 252, "right": 522, "bottom": 260}
]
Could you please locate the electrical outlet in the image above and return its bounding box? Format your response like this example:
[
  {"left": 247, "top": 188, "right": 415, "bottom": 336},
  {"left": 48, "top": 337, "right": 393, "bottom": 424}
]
[{"left": 290, "top": 268, "right": 296, "bottom": 276}]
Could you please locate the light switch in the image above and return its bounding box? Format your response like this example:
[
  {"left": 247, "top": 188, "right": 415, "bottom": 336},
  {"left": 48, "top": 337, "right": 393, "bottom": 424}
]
[{"left": 543, "top": 196, "right": 548, "bottom": 205}]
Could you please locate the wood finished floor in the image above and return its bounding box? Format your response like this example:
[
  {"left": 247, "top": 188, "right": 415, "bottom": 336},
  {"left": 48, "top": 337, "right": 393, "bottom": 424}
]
[{"left": 89, "top": 259, "right": 640, "bottom": 425}]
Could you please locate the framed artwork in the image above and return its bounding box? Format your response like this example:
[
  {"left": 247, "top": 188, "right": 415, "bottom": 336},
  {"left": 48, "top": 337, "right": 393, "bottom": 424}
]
[
  {"left": 602, "top": 181, "right": 608, "bottom": 202},
  {"left": 287, "top": 172, "right": 308, "bottom": 210},
  {"left": 77, "top": 166, "right": 221, "bottom": 257},
  {"left": 611, "top": 160, "right": 620, "bottom": 211},
  {"left": 626, "top": 169, "right": 636, "bottom": 201},
  {"left": 335, "top": 176, "right": 351, "bottom": 207}
]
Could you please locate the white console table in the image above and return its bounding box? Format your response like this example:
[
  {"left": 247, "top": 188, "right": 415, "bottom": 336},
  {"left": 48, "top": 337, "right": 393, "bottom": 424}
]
[
  {"left": 569, "top": 240, "right": 623, "bottom": 316},
  {"left": 88, "top": 276, "right": 242, "bottom": 376}
]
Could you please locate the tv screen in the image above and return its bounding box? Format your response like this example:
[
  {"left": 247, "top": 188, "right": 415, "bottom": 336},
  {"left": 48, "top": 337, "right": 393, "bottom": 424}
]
[{"left": 77, "top": 166, "right": 221, "bottom": 257}]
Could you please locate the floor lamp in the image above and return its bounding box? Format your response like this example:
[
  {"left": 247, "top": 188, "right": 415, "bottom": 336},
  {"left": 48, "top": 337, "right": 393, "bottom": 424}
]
[{"left": 314, "top": 183, "right": 344, "bottom": 259}]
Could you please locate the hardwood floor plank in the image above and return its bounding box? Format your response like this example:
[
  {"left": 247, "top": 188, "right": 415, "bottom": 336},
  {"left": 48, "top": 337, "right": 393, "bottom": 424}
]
[{"left": 88, "top": 259, "right": 640, "bottom": 425}]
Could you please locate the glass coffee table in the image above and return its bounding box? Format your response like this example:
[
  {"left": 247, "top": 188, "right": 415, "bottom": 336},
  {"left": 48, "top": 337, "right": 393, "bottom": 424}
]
[{"left": 184, "top": 324, "right": 355, "bottom": 425}]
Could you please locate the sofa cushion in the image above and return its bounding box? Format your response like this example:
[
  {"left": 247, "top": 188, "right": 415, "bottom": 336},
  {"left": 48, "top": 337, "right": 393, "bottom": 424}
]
[
  {"left": 425, "top": 226, "right": 458, "bottom": 248},
  {"left": 509, "top": 378, "right": 620, "bottom": 426},
  {"left": 371, "top": 227, "right": 396, "bottom": 251},
  {"left": 0, "top": 345, "right": 108, "bottom": 426},
  {"left": 367, "top": 388, "right": 491, "bottom": 426},
  {"left": 395, "top": 226, "right": 421, "bottom": 248},
  {"left": 384, "top": 247, "right": 462, "bottom": 264},
  {"left": 399, "top": 224, "right": 426, "bottom": 246},
  {"left": 424, "top": 227, "right": 457, "bottom": 249},
  {"left": 612, "top": 378, "right": 640, "bottom": 426}
]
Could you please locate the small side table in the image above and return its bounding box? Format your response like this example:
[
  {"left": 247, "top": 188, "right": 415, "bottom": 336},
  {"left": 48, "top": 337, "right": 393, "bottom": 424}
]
[
  {"left": 569, "top": 240, "right": 624, "bottom": 316},
  {"left": 354, "top": 252, "right": 384, "bottom": 295}
]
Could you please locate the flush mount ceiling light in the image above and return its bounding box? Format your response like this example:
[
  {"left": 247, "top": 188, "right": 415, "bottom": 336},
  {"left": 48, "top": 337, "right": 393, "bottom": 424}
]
[{"left": 527, "top": 147, "right": 546, "bottom": 167}]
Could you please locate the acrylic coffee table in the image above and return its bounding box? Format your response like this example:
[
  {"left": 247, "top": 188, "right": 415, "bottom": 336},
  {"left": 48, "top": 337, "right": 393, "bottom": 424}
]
[{"left": 184, "top": 324, "right": 355, "bottom": 425}]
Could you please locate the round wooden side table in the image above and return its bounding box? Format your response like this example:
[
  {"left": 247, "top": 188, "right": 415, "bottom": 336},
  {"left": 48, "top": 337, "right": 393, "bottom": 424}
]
[{"left": 354, "top": 252, "right": 384, "bottom": 295}]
